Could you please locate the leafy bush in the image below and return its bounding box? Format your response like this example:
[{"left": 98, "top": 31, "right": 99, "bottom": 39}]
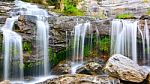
[
  {"left": 116, "top": 13, "right": 135, "bottom": 19},
  {"left": 63, "top": 0, "right": 84, "bottom": 16},
  {"left": 146, "top": 8, "right": 150, "bottom": 15},
  {"left": 99, "top": 36, "right": 110, "bottom": 54},
  {"left": 23, "top": 41, "right": 32, "bottom": 54},
  {"left": 64, "top": 4, "right": 84, "bottom": 16}
]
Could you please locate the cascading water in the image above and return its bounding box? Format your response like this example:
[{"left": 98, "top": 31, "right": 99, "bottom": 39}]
[
  {"left": 0, "top": 0, "right": 50, "bottom": 82},
  {"left": 72, "top": 22, "right": 91, "bottom": 63},
  {"left": 36, "top": 17, "right": 49, "bottom": 76},
  {"left": 0, "top": 9, "right": 23, "bottom": 81},
  {"left": 111, "top": 19, "right": 150, "bottom": 65},
  {"left": 1, "top": 28, "right": 23, "bottom": 81},
  {"left": 71, "top": 22, "right": 91, "bottom": 74},
  {"left": 142, "top": 20, "right": 150, "bottom": 65},
  {"left": 13, "top": 0, "right": 50, "bottom": 76}
]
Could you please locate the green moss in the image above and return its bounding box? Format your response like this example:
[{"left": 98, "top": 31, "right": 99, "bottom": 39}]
[
  {"left": 146, "top": 8, "right": 150, "bottom": 15},
  {"left": 116, "top": 13, "right": 135, "bottom": 19},
  {"left": 49, "top": 47, "right": 71, "bottom": 67},
  {"left": 63, "top": 4, "right": 84, "bottom": 16},
  {"left": 24, "top": 62, "right": 33, "bottom": 69},
  {"left": 23, "top": 41, "right": 32, "bottom": 54},
  {"left": 63, "top": 0, "right": 84, "bottom": 16},
  {"left": 84, "top": 45, "right": 91, "bottom": 57},
  {"left": 99, "top": 36, "right": 110, "bottom": 54}
]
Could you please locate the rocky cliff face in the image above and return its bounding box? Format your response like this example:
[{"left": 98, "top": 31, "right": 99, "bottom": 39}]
[{"left": 16, "top": 15, "right": 111, "bottom": 53}]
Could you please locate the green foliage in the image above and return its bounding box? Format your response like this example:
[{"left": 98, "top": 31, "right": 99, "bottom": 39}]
[
  {"left": 116, "top": 13, "right": 134, "bottom": 19},
  {"left": 22, "top": 0, "right": 43, "bottom": 4},
  {"left": 24, "top": 62, "right": 33, "bottom": 69},
  {"left": 49, "top": 48, "right": 71, "bottom": 67},
  {"left": 63, "top": 0, "right": 84, "bottom": 16},
  {"left": 23, "top": 41, "right": 32, "bottom": 54},
  {"left": 146, "top": 8, "right": 150, "bottom": 15},
  {"left": 99, "top": 36, "right": 110, "bottom": 53},
  {"left": 84, "top": 45, "right": 91, "bottom": 57},
  {"left": 64, "top": 4, "right": 84, "bottom": 16}
]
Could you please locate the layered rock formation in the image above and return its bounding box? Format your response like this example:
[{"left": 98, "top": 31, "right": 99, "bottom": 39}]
[{"left": 104, "top": 54, "right": 149, "bottom": 83}]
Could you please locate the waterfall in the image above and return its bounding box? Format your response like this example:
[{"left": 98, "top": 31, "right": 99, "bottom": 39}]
[
  {"left": 2, "top": 28, "right": 23, "bottom": 81},
  {"left": 0, "top": 0, "right": 50, "bottom": 81},
  {"left": 13, "top": 0, "right": 50, "bottom": 76},
  {"left": 143, "top": 20, "right": 150, "bottom": 65},
  {"left": 36, "top": 17, "right": 49, "bottom": 76},
  {"left": 0, "top": 14, "right": 23, "bottom": 80},
  {"left": 72, "top": 22, "right": 90, "bottom": 63},
  {"left": 111, "top": 19, "right": 150, "bottom": 65},
  {"left": 71, "top": 22, "right": 91, "bottom": 74}
]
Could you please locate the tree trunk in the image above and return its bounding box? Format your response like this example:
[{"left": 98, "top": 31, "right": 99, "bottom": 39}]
[{"left": 60, "top": 0, "right": 64, "bottom": 11}]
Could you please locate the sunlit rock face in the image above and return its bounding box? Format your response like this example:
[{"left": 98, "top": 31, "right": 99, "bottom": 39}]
[
  {"left": 37, "top": 74, "right": 120, "bottom": 84},
  {"left": 15, "top": 15, "right": 111, "bottom": 53},
  {"left": 104, "top": 54, "right": 149, "bottom": 83}
]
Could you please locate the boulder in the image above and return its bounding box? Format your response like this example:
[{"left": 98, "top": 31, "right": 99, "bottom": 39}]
[
  {"left": 0, "top": 80, "right": 10, "bottom": 84},
  {"left": 140, "top": 15, "right": 150, "bottom": 20},
  {"left": 76, "top": 61, "right": 105, "bottom": 75},
  {"left": 51, "top": 61, "right": 71, "bottom": 75},
  {"left": 37, "top": 74, "right": 120, "bottom": 84},
  {"left": 104, "top": 54, "right": 149, "bottom": 83}
]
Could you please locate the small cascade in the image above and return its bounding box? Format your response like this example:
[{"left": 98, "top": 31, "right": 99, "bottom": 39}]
[
  {"left": 3, "top": 16, "right": 18, "bottom": 30},
  {"left": 13, "top": 0, "right": 50, "bottom": 76},
  {"left": 0, "top": 0, "right": 50, "bottom": 82},
  {"left": 72, "top": 22, "right": 91, "bottom": 63},
  {"left": 71, "top": 22, "right": 91, "bottom": 74},
  {"left": 1, "top": 4, "right": 23, "bottom": 80},
  {"left": 2, "top": 28, "right": 23, "bottom": 81},
  {"left": 36, "top": 16, "right": 49, "bottom": 76},
  {"left": 0, "top": 12, "right": 23, "bottom": 80},
  {"left": 111, "top": 19, "right": 150, "bottom": 65},
  {"left": 143, "top": 20, "right": 150, "bottom": 65}
]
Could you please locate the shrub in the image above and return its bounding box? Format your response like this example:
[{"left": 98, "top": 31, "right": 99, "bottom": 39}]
[
  {"left": 63, "top": 4, "right": 84, "bottom": 16},
  {"left": 116, "top": 13, "right": 135, "bottom": 19},
  {"left": 146, "top": 8, "right": 150, "bottom": 15}
]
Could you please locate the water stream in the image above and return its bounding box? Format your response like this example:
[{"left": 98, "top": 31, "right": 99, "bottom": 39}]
[
  {"left": 111, "top": 19, "right": 150, "bottom": 65},
  {"left": 0, "top": 0, "right": 50, "bottom": 82}
]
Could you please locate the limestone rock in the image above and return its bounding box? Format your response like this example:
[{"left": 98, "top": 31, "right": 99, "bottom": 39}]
[
  {"left": 76, "top": 61, "right": 105, "bottom": 75},
  {"left": 51, "top": 61, "right": 71, "bottom": 75},
  {"left": 104, "top": 54, "right": 149, "bottom": 83},
  {"left": 0, "top": 80, "right": 10, "bottom": 84},
  {"left": 140, "top": 15, "right": 150, "bottom": 20},
  {"left": 37, "top": 74, "right": 120, "bottom": 84}
]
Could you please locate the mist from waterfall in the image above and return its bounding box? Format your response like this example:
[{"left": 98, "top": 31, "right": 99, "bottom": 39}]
[{"left": 111, "top": 19, "right": 150, "bottom": 65}]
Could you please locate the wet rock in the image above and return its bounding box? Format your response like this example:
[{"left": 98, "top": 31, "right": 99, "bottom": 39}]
[
  {"left": 0, "top": 80, "right": 10, "bottom": 84},
  {"left": 0, "top": 1, "right": 15, "bottom": 16},
  {"left": 104, "top": 54, "right": 149, "bottom": 83},
  {"left": 0, "top": 16, "right": 7, "bottom": 24},
  {"left": 37, "top": 74, "right": 120, "bottom": 84},
  {"left": 76, "top": 61, "right": 105, "bottom": 75},
  {"left": 51, "top": 61, "right": 71, "bottom": 75},
  {"left": 140, "top": 15, "right": 150, "bottom": 20}
]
